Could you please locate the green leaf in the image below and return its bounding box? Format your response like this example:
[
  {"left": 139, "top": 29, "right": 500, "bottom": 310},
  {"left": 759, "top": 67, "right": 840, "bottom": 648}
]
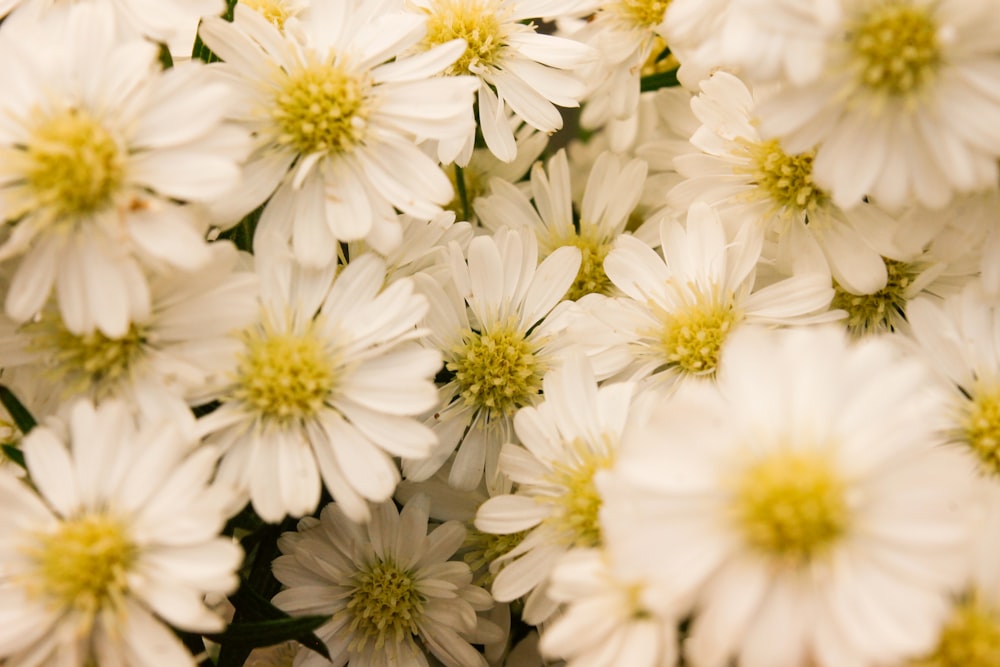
[
  {"left": 191, "top": 0, "right": 237, "bottom": 63},
  {"left": 158, "top": 43, "right": 174, "bottom": 69},
  {"left": 640, "top": 67, "right": 680, "bottom": 92},
  {"left": 218, "top": 203, "right": 264, "bottom": 253},
  {"left": 207, "top": 615, "right": 330, "bottom": 651},
  {"left": 1, "top": 443, "right": 25, "bottom": 470},
  {"left": 0, "top": 385, "right": 36, "bottom": 435}
]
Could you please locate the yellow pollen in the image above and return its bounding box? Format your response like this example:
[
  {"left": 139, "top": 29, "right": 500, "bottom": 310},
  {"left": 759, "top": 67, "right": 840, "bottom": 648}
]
[
  {"left": 610, "top": 0, "right": 671, "bottom": 29},
  {"left": 233, "top": 317, "right": 337, "bottom": 423},
  {"left": 24, "top": 311, "right": 146, "bottom": 398},
  {"left": 422, "top": 0, "right": 507, "bottom": 76},
  {"left": 241, "top": 0, "right": 298, "bottom": 30},
  {"left": 344, "top": 560, "right": 423, "bottom": 651},
  {"left": 962, "top": 386, "right": 1000, "bottom": 477},
  {"left": 550, "top": 229, "right": 613, "bottom": 301},
  {"left": 543, "top": 439, "right": 615, "bottom": 548},
  {"left": 448, "top": 320, "right": 543, "bottom": 419},
  {"left": 732, "top": 448, "right": 848, "bottom": 563},
  {"left": 271, "top": 57, "right": 369, "bottom": 156},
  {"left": 26, "top": 513, "right": 136, "bottom": 615},
  {"left": 739, "top": 138, "right": 826, "bottom": 216},
  {"left": 832, "top": 258, "right": 915, "bottom": 336},
  {"left": 25, "top": 107, "right": 123, "bottom": 220},
  {"left": 850, "top": 3, "right": 940, "bottom": 96},
  {"left": 659, "top": 291, "right": 742, "bottom": 376},
  {"left": 463, "top": 527, "right": 529, "bottom": 586},
  {"left": 914, "top": 594, "right": 1000, "bottom": 667}
]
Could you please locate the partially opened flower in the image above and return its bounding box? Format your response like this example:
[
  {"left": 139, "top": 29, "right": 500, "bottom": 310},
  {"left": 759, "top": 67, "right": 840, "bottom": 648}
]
[{"left": 0, "top": 399, "right": 242, "bottom": 666}]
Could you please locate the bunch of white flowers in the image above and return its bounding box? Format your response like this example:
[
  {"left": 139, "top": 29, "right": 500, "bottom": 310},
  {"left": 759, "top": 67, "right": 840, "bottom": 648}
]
[{"left": 1, "top": 0, "right": 999, "bottom": 666}]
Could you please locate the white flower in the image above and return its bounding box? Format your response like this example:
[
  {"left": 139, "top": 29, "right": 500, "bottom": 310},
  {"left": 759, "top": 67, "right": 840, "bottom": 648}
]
[
  {"left": 0, "top": 241, "right": 259, "bottom": 408},
  {"left": 539, "top": 548, "right": 679, "bottom": 667},
  {"left": 475, "top": 148, "right": 648, "bottom": 301},
  {"left": 473, "top": 354, "right": 635, "bottom": 623},
  {"left": 576, "top": 202, "right": 835, "bottom": 388},
  {"left": 408, "top": 0, "right": 596, "bottom": 163},
  {"left": 271, "top": 495, "right": 500, "bottom": 667},
  {"left": 748, "top": 0, "right": 1000, "bottom": 210},
  {"left": 403, "top": 226, "right": 581, "bottom": 492},
  {"left": 668, "top": 70, "right": 900, "bottom": 294},
  {"left": 0, "top": 6, "right": 246, "bottom": 336},
  {"left": 0, "top": 399, "right": 241, "bottom": 666},
  {"left": 198, "top": 2, "right": 477, "bottom": 266},
  {"left": 198, "top": 239, "right": 441, "bottom": 523},
  {"left": 599, "top": 326, "right": 978, "bottom": 667}
]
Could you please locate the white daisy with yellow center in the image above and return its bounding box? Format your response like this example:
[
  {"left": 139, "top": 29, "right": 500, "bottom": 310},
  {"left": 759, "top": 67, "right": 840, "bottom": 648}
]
[
  {"left": 198, "top": 242, "right": 441, "bottom": 523},
  {"left": 198, "top": 1, "right": 478, "bottom": 267},
  {"left": 0, "top": 400, "right": 241, "bottom": 666},
  {"left": 599, "top": 326, "right": 978, "bottom": 667}
]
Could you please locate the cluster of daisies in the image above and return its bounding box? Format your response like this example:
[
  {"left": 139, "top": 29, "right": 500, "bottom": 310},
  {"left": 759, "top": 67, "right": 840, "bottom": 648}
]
[{"left": 1, "top": 0, "right": 1000, "bottom": 665}]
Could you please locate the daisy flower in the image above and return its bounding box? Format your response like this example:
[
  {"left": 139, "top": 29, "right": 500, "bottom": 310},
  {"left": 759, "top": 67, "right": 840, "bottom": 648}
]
[
  {"left": 198, "top": 238, "right": 441, "bottom": 523},
  {"left": 473, "top": 354, "right": 635, "bottom": 623},
  {"left": 668, "top": 70, "right": 901, "bottom": 294},
  {"left": 0, "top": 399, "right": 242, "bottom": 666},
  {"left": 0, "top": 241, "right": 259, "bottom": 408},
  {"left": 271, "top": 495, "right": 500, "bottom": 667},
  {"left": 576, "top": 202, "right": 835, "bottom": 388},
  {"left": 407, "top": 0, "right": 596, "bottom": 163},
  {"left": 749, "top": 0, "right": 1000, "bottom": 210},
  {"left": 539, "top": 548, "right": 679, "bottom": 667},
  {"left": 403, "top": 226, "right": 581, "bottom": 492},
  {"left": 598, "top": 326, "right": 978, "bottom": 667},
  {"left": 198, "top": 1, "right": 477, "bottom": 266},
  {"left": 475, "top": 148, "right": 649, "bottom": 301},
  {"left": 0, "top": 5, "right": 246, "bottom": 336}
]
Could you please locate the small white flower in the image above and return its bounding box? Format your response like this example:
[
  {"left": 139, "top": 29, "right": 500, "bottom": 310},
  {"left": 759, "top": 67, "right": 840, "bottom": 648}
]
[
  {"left": 198, "top": 238, "right": 441, "bottom": 523},
  {"left": 271, "top": 495, "right": 500, "bottom": 667},
  {"left": 0, "top": 399, "right": 242, "bottom": 666},
  {"left": 599, "top": 326, "right": 978, "bottom": 667}
]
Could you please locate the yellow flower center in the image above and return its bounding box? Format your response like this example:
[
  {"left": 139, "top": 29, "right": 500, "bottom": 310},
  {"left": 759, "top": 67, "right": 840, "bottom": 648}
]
[
  {"left": 850, "top": 3, "right": 940, "bottom": 97},
  {"left": 24, "top": 311, "right": 146, "bottom": 398},
  {"left": 740, "top": 138, "right": 827, "bottom": 216},
  {"left": 241, "top": 0, "right": 299, "bottom": 30},
  {"left": 659, "top": 291, "right": 742, "bottom": 376},
  {"left": 915, "top": 595, "right": 1000, "bottom": 667},
  {"left": 448, "top": 320, "right": 543, "bottom": 419},
  {"left": 26, "top": 513, "right": 136, "bottom": 615},
  {"left": 832, "top": 258, "right": 915, "bottom": 336},
  {"left": 543, "top": 439, "right": 615, "bottom": 548},
  {"left": 271, "top": 57, "right": 369, "bottom": 156},
  {"left": 345, "top": 559, "right": 423, "bottom": 650},
  {"left": 463, "top": 527, "right": 529, "bottom": 586},
  {"left": 422, "top": 0, "right": 507, "bottom": 76},
  {"left": 547, "top": 228, "right": 613, "bottom": 301},
  {"left": 233, "top": 317, "right": 338, "bottom": 424},
  {"left": 962, "top": 386, "right": 1000, "bottom": 477},
  {"left": 25, "top": 107, "right": 124, "bottom": 220},
  {"left": 731, "top": 448, "right": 848, "bottom": 563},
  {"left": 609, "top": 0, "right": 671, "bottom": 29}
]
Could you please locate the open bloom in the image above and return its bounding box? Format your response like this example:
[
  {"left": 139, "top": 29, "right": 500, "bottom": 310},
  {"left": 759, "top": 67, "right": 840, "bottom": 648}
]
[
  {"left": 0, "top": 399, "right": 241, "bottom": 666},
  {"left": 599, "top": 326, "right": 978, "bottom": 667},
  {"left": 271, "top": 495, "right": 500, "bottom": 667},
  {"left": 199, "top": 1, "right": 477, "bottom": 266}
]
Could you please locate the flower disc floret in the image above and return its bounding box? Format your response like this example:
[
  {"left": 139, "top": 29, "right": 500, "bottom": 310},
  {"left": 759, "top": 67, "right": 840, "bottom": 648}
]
[
  {"left": 241, "top": 0, "right": 296, "bottom": 29},
  {"left": 272, "top": 59, "right": 369, "bottom": 156},
  {"left": 449, "top": 321, "right": 542, "bottom": 418},
  {"left": 25, "top": 313, "right": 146, "bottom": 396},
  {"left": 423, "top": 0, "right": 506, "bottom": 76},
  {"left": 544, "top": 442, "right": 615, "bottom": 548},
  {"left": 27, "top": 513, "right": 136, "bottom": 614},
  {"left": 732, "top": 449, "right": 848, "bottom": 562},
  {"left": 832, "top": 258, "right": 914, "bottom": 336},
  {"left": 25, "top": 108, "right": 124, "bottom": 220},
  {"left": 660, "top": 295, "right": 741, "bottom": 375},
  {"left": 962, "top": 388, "right": 1000, "bottom": 477},
  {"left": 346, "top": 560, "right": 424, "bottom": 650},
  {"left": 741, "top": 138, "right": 826, "bottom": 214},
  {"left": 463, "top": 528, "right": 528, "bottom": 586},
  {"left": 916, "top": 596, "right": 1000, "bottom": 667},
  {"left": 561, "top": 232, "right": 613, "bottom": 301},
  {"left": 234, "top": 320, "right": 337, "bottom": 423},
  {"left": 850, "top": 3, "right": 940, "bottom": 96},
  {"left": 610, "top": 0, "right": 671, "bottom": 29}
]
